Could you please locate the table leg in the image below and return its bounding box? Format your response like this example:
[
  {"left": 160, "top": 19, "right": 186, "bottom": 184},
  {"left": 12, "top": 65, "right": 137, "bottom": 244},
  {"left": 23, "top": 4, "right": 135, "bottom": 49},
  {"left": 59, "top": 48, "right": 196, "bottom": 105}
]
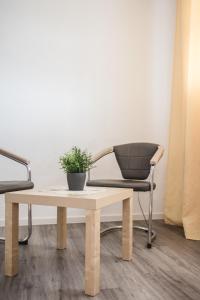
[
  {"left": 57, "top": 207, "right": 67, "bottom": 250},
  {"left": 122, "top": 197, "right": 133, "bottom": 260},
  {"left": 85, "top": 209, "right": 100, "bottom": 296},
  {"left": 5, "top": 199, "right": 19, "bottom": 276}
]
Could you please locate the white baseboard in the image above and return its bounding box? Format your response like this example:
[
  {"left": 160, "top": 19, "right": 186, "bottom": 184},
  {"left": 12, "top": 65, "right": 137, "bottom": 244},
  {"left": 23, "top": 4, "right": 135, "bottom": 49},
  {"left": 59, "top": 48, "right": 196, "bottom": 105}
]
[{"left": 0, "top": 212, "right": 163, "bottom": 226}]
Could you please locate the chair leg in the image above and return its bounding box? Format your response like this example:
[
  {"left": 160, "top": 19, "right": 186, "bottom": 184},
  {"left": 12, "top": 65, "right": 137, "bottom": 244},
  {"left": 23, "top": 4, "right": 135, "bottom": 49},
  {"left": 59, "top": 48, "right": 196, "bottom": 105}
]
[
  {"left": 147, "top": 191, "right": 153, "bottom": 248},
  {"left": 101, "top": 187, "right": 156, "bottom": 249},
  {"left": 146, "top": 166, "right": 155, "bottom": 249},
  {"left": 19, "top": 204, "right": 32, "bottom": 245},
  {"left": 101, "top": 225, "right": 156, "bottom": 241},
  {"left": 101, "top": 220, "right": 157, "bottom": 248},
  {"left": 0, "top": 204, "right": 32, "bottom": 245}
]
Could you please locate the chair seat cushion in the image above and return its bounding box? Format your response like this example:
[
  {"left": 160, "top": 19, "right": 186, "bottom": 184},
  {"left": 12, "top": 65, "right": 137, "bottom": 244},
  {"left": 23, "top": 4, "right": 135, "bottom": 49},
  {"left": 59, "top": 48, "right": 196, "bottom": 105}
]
[
  {"left": 0, "top": 181, "right": 34, "bottom": 194},
  {"left": 87, "top": 179, "right": 156, "bottom": 192}
]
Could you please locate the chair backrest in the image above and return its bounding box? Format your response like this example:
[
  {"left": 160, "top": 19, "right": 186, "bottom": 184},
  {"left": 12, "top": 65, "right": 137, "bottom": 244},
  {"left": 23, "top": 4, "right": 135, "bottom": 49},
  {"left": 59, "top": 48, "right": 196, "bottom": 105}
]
[{"left": 113, "top": 143, "right": 158, "bottom": 180}]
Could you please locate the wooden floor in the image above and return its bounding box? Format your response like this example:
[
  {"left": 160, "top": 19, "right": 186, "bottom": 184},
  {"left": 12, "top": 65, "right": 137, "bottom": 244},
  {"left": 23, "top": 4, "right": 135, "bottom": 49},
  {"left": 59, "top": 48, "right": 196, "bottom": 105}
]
[{"left": 0, "top": 220, "right": 200, "bottom": 300}]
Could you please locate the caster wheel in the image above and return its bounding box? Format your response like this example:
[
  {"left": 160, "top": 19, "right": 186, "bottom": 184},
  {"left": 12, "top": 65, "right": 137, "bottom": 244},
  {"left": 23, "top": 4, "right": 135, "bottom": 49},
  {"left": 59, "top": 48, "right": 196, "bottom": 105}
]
[
  {"left": 19, "top": 240, "right": 28, "bottom": 245},
  {"left": 147, "top": 243, "right": 152, "bottom": 249}
]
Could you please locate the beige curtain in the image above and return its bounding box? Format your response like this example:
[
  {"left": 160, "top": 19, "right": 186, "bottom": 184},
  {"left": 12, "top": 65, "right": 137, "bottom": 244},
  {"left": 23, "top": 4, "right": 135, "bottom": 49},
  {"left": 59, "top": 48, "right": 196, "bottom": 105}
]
[{"left": 165, "top": 0, "right": 200, "bottom": 240}]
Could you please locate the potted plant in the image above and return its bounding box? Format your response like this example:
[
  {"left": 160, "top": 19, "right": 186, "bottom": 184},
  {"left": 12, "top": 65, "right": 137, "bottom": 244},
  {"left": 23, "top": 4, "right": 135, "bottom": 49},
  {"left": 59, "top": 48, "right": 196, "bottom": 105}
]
[{"left": 59, "top": 147, "right": 93, "bottom": 191}]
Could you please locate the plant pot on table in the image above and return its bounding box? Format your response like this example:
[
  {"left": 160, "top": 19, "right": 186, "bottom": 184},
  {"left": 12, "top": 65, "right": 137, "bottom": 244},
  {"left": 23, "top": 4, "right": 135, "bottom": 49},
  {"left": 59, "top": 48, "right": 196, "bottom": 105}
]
[{"left": 67, "top": 172, "right": 86, "bottom": 191}]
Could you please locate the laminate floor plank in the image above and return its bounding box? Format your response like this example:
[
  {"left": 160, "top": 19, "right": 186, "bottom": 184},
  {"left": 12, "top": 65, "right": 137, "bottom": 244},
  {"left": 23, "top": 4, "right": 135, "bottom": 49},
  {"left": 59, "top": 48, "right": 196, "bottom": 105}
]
[{"left": 0, "top": 220, "right": 200, "bottom": 300}]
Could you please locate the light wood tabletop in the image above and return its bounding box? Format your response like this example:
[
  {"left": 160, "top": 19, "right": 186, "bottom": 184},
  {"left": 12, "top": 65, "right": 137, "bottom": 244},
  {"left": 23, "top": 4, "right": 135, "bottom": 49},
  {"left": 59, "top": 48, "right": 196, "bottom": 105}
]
[{"left": 5, "top": 186, "right": 133, "bottom": 296}]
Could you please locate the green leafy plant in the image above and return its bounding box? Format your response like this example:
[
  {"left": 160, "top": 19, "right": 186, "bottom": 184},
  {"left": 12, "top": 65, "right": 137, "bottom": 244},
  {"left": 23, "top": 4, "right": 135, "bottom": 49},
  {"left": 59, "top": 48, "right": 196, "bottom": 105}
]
[{"left": 59, "top": 147, "right": 93, "bottom": 173}]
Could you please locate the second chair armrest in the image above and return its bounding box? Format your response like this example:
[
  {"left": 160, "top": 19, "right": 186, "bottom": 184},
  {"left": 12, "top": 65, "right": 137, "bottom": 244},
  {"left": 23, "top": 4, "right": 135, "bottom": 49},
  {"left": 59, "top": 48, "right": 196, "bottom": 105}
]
[
  {"left": 92, "top": 147, "right": 114, "bottom": 163},
  {"left": 150, "top": 145, "right": 164, "bottom": 166},
  {"left": 0, "top": 148, "right": 30, "bottom": 165}
]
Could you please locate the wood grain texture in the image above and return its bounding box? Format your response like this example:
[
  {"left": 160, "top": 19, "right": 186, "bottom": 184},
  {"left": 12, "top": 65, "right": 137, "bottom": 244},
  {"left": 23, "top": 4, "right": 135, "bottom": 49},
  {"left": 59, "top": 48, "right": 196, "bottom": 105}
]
[
  {"left": 57, "top": 207, "right": 67, "bottom": 250},
  {"left": 85, "top": 209, "right": 100, "bottom": 296},
  {"left": 5, "top": 200, "right": 19, "bottom": 276},
  {"left": 122, "top": 197, "right": 133, "bottom": 260},
  {"left": 4, "top": 187, "right": 133, "bottom": 297},
  {"left": 6, "top": 187, "right": 133, "bottom": 210},
  {"left": 1, "top": 220, "right": 200, "bottom": 300}
]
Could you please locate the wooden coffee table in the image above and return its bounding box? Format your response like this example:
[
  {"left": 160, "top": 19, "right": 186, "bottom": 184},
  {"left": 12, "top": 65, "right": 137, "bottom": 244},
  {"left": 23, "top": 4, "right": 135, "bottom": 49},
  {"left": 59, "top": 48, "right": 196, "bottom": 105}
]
[{"left": 4, "top": 187, "right": 133, "bottom": 296}]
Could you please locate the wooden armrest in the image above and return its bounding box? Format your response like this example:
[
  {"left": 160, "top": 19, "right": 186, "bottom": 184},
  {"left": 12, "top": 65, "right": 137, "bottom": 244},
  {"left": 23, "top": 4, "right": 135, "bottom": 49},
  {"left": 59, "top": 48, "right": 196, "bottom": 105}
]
[
  {"left": 92, "top": 147, "right": 114, "bottom": 163},
  {"left": 150, "top": 145, "right": 164, "bottom": 166},
  {"left": 0, "top": 148, "right": 30, "bottom": 165}
]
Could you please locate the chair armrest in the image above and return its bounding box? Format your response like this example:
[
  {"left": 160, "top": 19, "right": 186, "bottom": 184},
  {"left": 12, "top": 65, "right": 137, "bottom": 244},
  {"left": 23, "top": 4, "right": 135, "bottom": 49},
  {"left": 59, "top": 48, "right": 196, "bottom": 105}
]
[
  {"left": 150, "top": 145, "right": 164, "bottom": 166},
  {"left": 0, "top": 148, "right": 30, "bottom": 165},
  {"left": 92, "top": 147, "right": 114, "bottom": 163}
]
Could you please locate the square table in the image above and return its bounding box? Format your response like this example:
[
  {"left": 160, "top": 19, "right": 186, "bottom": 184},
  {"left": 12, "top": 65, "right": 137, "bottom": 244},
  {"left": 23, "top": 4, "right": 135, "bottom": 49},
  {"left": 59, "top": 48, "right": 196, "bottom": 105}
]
[{"left": 4, "top": 186, "right": 133, "bottom": 296}]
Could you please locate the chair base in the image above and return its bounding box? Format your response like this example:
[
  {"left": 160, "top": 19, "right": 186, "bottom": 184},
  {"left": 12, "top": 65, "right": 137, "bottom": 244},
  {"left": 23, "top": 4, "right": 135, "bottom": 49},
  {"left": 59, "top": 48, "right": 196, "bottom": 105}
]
[
  {"left": 0, "top": 237, "right": 29, "bottom": 245},
  {"left": 100, "top": 225, "right": 156, "bottom": 248},
  {"left": 0, "top": 227, "right": 31, "bottom": 245},
  {"left": 147, "top": 243, "right": 152, "bottom": 249},
  {"left": 0, "top": 204, "right": 32, "bottom": 245},
  {"left": 19, "top": 239, "right": 29, "bottom": 245}
]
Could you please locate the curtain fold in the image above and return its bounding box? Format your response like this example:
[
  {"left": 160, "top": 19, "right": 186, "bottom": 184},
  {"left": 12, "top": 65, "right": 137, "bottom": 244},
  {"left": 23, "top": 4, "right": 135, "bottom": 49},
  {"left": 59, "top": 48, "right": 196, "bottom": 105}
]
[{"left": 165, "top": 0, "right": 200, "bottom": 240}]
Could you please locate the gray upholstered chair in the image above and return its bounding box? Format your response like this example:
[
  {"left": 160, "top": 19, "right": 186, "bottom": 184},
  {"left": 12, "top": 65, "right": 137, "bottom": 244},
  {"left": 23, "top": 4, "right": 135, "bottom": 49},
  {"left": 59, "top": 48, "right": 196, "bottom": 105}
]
[
  {"left": 0, "top": 148, "right": 34, "bottom": 244},
  {"left": 87, "top": 143, "right": 164, "bottom": 248}
]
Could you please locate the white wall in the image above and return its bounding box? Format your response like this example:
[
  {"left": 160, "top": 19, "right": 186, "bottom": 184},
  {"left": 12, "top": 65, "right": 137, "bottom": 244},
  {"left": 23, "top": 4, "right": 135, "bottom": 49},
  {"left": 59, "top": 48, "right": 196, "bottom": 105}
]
[{"left": 0, "top": 0, "right": 176, "bottom": 225}]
